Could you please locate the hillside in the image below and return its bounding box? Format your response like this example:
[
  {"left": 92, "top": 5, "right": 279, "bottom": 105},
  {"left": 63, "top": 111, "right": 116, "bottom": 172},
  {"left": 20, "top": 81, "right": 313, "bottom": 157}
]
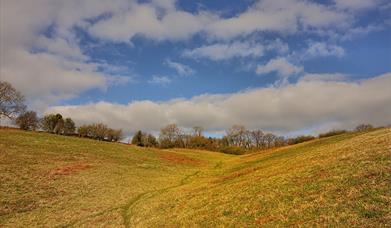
[{"left": 0, "top": 128, "right": 390, "bottom": 227}]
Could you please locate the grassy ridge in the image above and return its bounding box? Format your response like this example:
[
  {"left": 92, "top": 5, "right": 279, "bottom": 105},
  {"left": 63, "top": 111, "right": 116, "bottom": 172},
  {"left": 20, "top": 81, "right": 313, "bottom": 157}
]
[{"left": 0, "top": 128, "right": 390, "bottom": 227}]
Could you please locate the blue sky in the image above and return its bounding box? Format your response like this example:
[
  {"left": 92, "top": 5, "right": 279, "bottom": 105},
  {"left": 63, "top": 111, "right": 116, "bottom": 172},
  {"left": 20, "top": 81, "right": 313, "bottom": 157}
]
[
  {"left": 72, "top": 27, "right": 391, "bottom": 105},
  {"left": 1, "top": 0, "right": 391, "bottom": 135}
]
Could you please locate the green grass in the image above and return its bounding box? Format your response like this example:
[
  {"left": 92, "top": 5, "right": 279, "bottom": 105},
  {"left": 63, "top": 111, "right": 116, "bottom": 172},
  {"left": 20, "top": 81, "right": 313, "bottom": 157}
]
[{"left": 0, "top": 128, "right": 390, "bottom": 227}]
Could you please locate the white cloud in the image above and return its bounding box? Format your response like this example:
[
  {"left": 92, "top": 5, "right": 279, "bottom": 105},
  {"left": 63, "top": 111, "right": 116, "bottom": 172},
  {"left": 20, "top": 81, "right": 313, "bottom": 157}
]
[
  {"left": 183, "top": 42, "right": 264, "bottom": 61},
  {"left": 0, "top": 0, "right": 386, "bottom": 112},
  {"left": 47, "top": 72, "right": 391, "bottom": 134},
  {"left": 148, "top": 75, "right": 172, "bottom": 85},
  {"left": 0, "top": 49, "right": 107, "bottom": 109},
  {"left": 88, "top": 4, "right": 215, "bottom": 42},
  {"left": 299, "top": 73, "right": 347, "bottom": 82},
  {"left": 333, "top": 0, "right": 379, "bottom": 11},
  {"left": 205, "top": 0, "right": 351, "bottom": 39},
  {"left": 265, "top": 39, "right": 290, "bottom": 54},
  {"left": 34, "top": 36, "right": 87, "bottom": 60},
  {"left": 85, "top": 0, "right": 352, "bottom": 42},
  {"left": 0, "top": 0, "right": 132, "bottom": 109},
  {"left": 256, "top": 58, "right": 303, "bottom": 82},
  {"left": 341, "top": 24, "right": 384, "bottom": 40},
  {"left": 165, "top": 59, "right": 195, "bottom": 76},
  {"left": 304, "top": 42, "right": 345, "bottom": 58}
]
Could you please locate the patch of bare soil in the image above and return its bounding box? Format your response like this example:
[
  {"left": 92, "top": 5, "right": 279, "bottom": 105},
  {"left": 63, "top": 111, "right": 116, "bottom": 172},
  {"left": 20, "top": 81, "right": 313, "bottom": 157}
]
[{"left": 49, "top": 163, "right": 91, "bottom": 177}]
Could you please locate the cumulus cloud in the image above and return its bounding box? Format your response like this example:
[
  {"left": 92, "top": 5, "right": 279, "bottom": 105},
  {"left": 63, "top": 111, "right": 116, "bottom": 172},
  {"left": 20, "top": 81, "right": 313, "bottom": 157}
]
[
  {"left": 256, "top": 58, "right": 303, "bottom": 83},
  {"left": 265, "top": 39, "right": 290, "bottom": 54},
  {"left": 85, "top": 0, "right": 354, "bottom": 42},
  {"left": 299, "top": 73, "right": 347, "bottom": 82},
  {"left": 1, "top": 0, "right": 388, "bottom": 122},
  {"left": 304, "top": 42, "right": 345, "bottom": 58},
  {"left": 205, "top": 0, "right": 351, "bottom": 39},
  {"left": 88, "top": 3, "right": 214, "bottom": 42},
  {"left": 0, "top": 0, "right": 133, "bottom": 109},
  {"left": 83, "top": 0, "right": 389, "bottom": 43},
  {"left": 341, "top": 24, "right": 384, "bottom": 41},
  {"left": 333, "top": 0, "right": 379, "bottom": 11},
  {"left": 183, "top": 42, "right": 264, "bottom": 61},
  {"left": 1, "top": 50, "right": 106, "bottom": 108},
  {"left": 47, "top": 72, "right": 391, "bottom": 135},
  {"left": 164, "top": 59, "right": 195, "bottom": 76}
]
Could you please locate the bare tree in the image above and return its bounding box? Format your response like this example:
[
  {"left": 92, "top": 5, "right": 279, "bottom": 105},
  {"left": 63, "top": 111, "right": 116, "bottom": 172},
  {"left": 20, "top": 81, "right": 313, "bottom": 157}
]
[
  {"left": 92, "top": 123, "right": 108, "bottom": 140},
  {"left": 264, "top": 133, "right": 277, "bottom": 148},
  {"left": 226, "top": 125, "right": 248, "bottom": 147},
  {"left": 0, "top": 81, "right": 26, "bottom": 119},
  {"left": 192, "top": 126, "right": 204, "bottom": 137},
  {"left": 355, "top": 124, "right": 373, "bottom": 132},
  {"left": 251, "top": 129, "right": 265, "bottom": 148},
  {"left": 275, "top": 136, "right": 286, "bottom": 147},
  {"left": 15, "top": 111, "right": 38, "bottom": 130},
  {"left": 159, "top": 123, "right": 182, "bottom": 148},
  {"left": 112, "top": 129, "right": 123, "bottom": 142}
]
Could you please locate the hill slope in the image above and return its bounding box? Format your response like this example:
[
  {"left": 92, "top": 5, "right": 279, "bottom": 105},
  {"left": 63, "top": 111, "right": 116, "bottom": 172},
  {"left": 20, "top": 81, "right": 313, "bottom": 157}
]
[{"left": 0, "top": 128, "right": 390, "bottom": 227}]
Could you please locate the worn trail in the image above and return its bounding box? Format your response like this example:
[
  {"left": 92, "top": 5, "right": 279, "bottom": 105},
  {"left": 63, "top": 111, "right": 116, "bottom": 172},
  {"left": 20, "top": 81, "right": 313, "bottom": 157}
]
[{"left": 59, "top": 171, "right": 201, "bottom": 228}]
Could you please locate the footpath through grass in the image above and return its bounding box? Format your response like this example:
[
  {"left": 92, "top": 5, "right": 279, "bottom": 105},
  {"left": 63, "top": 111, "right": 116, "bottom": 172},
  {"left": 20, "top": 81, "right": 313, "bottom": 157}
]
[{"left": 0, "top": 128, "right": 390, "bottom": 227}]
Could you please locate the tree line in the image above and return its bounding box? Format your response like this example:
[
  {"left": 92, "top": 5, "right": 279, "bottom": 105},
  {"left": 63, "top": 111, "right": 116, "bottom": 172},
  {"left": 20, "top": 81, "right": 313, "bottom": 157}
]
[
  {"left": 15, "top": 111, "right": 124, "bottom": 142},
  {"left": 130, "top": 124, "right": 309, "bottom": 154},
  {"left": 0, "top": 80, "right": 379, "bottom": 153},
  {"left": 130, "top": 123, "right": 376, "bottom": 154},
  {"left": 1, "top": 80, "right": 123, "bottom": 142}
]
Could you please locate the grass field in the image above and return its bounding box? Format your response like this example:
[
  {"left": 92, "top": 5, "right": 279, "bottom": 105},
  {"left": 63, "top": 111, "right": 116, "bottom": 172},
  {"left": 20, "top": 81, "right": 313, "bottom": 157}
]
[{"left": 0, "top": 128, "right": 390, "bottom": 227}]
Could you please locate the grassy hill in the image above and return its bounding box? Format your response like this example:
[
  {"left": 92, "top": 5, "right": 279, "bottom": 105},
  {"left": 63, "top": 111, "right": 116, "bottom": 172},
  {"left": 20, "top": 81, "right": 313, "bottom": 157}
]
[{"left": 0, "top": 128, "right": 390, "bottom": 227}]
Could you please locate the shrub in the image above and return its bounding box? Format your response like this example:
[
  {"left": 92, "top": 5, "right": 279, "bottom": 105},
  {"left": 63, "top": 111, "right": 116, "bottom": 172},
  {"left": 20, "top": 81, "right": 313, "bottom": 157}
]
[
  {"left": 63, "top": 118, "right": 76, "bottom": 135},
  {"left": 219, "top": 146, "right": 246, "bottom": 155},
  {"left": 77, "top": 123, "right": 122, "bottom": 142},
  {"left": 159, "top": 138, "right": 175, "bottom": 149},
  {"left": 287, "top": 135, "right": 316, "bottom": 145},
  {"left": 318, "top": 129, "right": 347, "bottom": 138},
  {"left": 355, "top": 124, "right": 373, "bottom": 132},
  {"left": 77, "top": 124, "right": 90, "bottom": 137}
]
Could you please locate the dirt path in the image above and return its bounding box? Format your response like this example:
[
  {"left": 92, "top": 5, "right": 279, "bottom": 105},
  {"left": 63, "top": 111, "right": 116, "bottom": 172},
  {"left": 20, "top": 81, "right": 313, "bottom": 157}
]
[{"left": 59, "top": 171, "right": 201, "bottom": 228}]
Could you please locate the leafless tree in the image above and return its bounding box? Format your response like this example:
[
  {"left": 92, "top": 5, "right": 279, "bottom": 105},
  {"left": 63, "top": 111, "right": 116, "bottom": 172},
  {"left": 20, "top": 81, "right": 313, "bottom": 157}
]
[
  {"left": 264, "top": 133, "right": 277, "bottom": 148},
  {"left": 0, "top": 81, "right": 26, "bottom": 119},
  {"left": 355, "top": 124, "right": 373, "bottom": 132},
  {"left": 226, "top": 125, "right": 248, "bottom": 147},
  {"left": 250, "top": 129, "right": 265, "bottom": 148},
  {"left": 159, "top": 123, "right": 181, "bottom": 141},
  {"left": 192, "top": 126, "right": 204, "bottom": 137},
  {"left": 159, "top": 123, "right": 182, "bottom": 148},
  {"left": 15, "top": 111, "right": 38, "bottom": 130}
]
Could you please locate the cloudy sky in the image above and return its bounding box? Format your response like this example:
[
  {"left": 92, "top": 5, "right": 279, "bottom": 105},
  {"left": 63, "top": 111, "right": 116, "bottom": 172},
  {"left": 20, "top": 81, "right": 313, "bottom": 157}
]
[{"left": 1, "top": 0, "right": 391, "bottom": 135}]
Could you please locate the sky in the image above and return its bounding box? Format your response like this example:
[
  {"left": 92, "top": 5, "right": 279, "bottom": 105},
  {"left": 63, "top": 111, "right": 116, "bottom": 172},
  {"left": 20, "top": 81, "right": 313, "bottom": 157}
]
[{"left": 1, "top": 0, "right": 391, "bottom": 136}]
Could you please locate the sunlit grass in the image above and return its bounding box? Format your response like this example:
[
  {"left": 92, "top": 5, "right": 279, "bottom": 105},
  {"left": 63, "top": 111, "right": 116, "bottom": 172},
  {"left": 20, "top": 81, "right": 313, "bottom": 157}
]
[{"left": 1, "top": 128, "right": 390, "bottom": 227}]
